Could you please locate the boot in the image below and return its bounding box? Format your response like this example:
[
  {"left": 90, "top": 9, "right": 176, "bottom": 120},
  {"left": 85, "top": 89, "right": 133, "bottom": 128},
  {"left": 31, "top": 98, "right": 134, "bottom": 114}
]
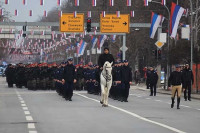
[
  {"left": 171, "top": 97, "right": 175, "bottom": 108},
  {"left": 177, "top": 97, "right": 180, "bottom": 109}
]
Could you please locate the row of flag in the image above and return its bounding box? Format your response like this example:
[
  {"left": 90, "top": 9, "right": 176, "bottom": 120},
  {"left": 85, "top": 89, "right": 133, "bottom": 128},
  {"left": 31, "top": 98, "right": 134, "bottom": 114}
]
[{"left": 150, "top": 2, "right": 185, "bottom": 39}]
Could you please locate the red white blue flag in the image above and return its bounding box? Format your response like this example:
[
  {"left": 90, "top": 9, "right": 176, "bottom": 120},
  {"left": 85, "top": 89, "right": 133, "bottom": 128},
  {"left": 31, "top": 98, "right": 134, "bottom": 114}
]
[
  {"left": 73, "top": 11, "right": 77, "bottom": 18},
  {"left": 161, "top": 0, "right": 166, "bottom": 6},
  {"left": 92, "top": 0, "right": 96, "bottom": 6},
  {"left": 75, "top": 0, "right": 79, "bottom": 6},
  {"left": 15, "top": 9, "right": 18, "bottom": 16},
  {"left": 127, "top": 0, "right": 131, "bottom": 6},
  {"left": 144, "top": 0, "right": 148, "bottom": 6},
  {"left": 23, "top": 0, "right": 27, "bottom": 5},
  {"left": 102, "top": 11, "right": 105, "bottom": 17},
  {"left": 131, "top": 11, "right": 134, "bottom": 17},
  {"left": 87, "top": 11, "right": 91, "bottom": 18},
  {"left": 150, "top": 12, "right": 162, "bottom": 38},
  {"left": 91, "top": 36, "right": 98, "bottom": 49},
  {"left": 116, "top": 11, "right": 120, "bottom": 17},
  {"left": 109, "top": 0, "right": 114, "bottom": 6},
  {"left": 170, "top": 2, "right": 184, "bottom": 38},
  {"left": 0, "top": 9, "right": 3, "bottom": 16},
  {"left": 58, "top": 10, "right": 62, "bottom": 17},
  {"left": 57, "top": 0, "right": 61, "bottom": 6},
  {"left": 44, "top": 10, "right": 47, "bottom": 17},
  {"left": 5, "top": 0, "right": 9, "bottom": 4},
  {"left": 40, "top": 0, "right": 44, "bottom": 6},
  {"left": 29, "top": 10, "right": 33, "bottom": 16}
]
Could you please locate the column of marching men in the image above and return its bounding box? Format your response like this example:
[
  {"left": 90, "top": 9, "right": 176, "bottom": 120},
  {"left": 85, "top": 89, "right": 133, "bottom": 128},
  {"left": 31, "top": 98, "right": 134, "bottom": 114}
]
[{"left": 4, "top": 59, "right": 133, "bottom": 102}]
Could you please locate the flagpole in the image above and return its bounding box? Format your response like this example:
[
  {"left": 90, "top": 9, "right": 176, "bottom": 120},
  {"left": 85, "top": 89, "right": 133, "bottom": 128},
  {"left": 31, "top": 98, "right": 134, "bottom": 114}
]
[
  {"left": 189, "top": 0, "right": 193, "bottom": 71},
  {"left": 149, "top": 0, "right": 170, "bottom": 90}
]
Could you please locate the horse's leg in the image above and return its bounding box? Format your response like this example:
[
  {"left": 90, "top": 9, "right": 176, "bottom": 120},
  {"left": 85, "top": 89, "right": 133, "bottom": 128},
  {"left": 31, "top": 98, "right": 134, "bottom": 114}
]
[
  {"left": 100, "top": 85, "right": 104, "bottom": 104},
  {"left": 105, "top": 83, "right": 112, "bottom": 106}
]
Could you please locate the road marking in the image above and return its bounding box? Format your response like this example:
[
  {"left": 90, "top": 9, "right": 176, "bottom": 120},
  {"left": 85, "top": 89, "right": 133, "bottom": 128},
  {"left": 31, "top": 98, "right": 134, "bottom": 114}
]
[
  {"left": 21, "top": 104, "right": 27, "bottom": 107},
  {"left": 29, "top": 131, "right": 37, "bottom": 133},
  {"left": 197, "top": 109, "right": 200, "bottom": 111},
  {"left": 146, "top": 98, "right": 151, "bottom": 100},
  {"left": 23, "top": 107, "right": 28, "bottom": 110},
  {"left": 26, "top": 116, "right": 33, "bottom": 121},
  {"left": 24, "top": 111, "right": 30, "bottom": 115},
  {"left": 155, "top": 100, "right": 162, "bottom": 102},
  {"left": 75, "top": 92, "right": 186, "bottom": 133},
  {"left": 20, "top": 101, "right": 25, "bottom": 103},
  {"left": 28, "top": 123, "right": 35, "bottom": 129},
  {"left": 180, "top": 105, "right": 191, "bottom": 108}
]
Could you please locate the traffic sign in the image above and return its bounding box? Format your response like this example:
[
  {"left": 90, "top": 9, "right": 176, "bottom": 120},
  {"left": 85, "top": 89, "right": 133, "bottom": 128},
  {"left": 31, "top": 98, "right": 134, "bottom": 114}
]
[
  {"left": 60, "top": 13, "right": 84, "bottom": 32},
  {"left": 100, "top": 14, "right": 130, "bottom": 33},
  {"left": 155, "top": 41, "right": 164, "bottom": 48},
  {"left": 120, "top": 46, "right": 128, "bottom": 51}
]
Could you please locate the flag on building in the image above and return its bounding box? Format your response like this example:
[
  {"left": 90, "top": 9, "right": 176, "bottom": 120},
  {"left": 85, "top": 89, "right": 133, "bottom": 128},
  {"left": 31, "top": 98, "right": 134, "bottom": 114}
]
[
  {"left": 75, "top": 0, "right": 79, "bottom": 6},
  {"left": 161, "top": 0, "right": 166, "bottom": 6},
  {"left": 91, "top": 36, "right": 98, "bottom": 49},
  {"left": 150, "top": 12, "right": 162, "bottom": 39},
  {"left": 144, "top": 0, "right": 148, "bottom": 6},
  {"left": 29, "top": 10, "right": 33, "bottom": 16},
  {"left": 40, "top": 0, "right": 44, "bottom": 5},
  {"left": 109, "top": 0, "right": 114, "bottom": 6},
  {"left": 170, "top": 2, "right": 185, "bottom": 38},
  {"left": 92, "top": 0, "right": 96, "bottom": 6},
  {"left": 131, "top": 10, "right": 134, "bottom": 17},
  {"left": 15, "top": 9, "right": 18, "bottom": 16},
  {"left": 127, "top": 0, "right": 131, "bottom": 6}
]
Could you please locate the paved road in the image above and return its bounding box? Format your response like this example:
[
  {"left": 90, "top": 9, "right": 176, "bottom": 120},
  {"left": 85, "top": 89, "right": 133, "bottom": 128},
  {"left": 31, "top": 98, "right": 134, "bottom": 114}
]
[{"left": 0, "top": 77, "right": 200, "bottom": 133}]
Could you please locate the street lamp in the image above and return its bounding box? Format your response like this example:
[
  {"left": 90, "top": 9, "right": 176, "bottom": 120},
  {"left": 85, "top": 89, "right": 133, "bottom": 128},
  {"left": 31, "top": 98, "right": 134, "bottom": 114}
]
[{"left": 148, "top": 0, "right": 170, "bottom": 89}]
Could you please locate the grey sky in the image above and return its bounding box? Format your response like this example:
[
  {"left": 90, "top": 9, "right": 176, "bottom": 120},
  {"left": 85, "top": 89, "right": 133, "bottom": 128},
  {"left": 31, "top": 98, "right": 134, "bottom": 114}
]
[{"left": 1, "top": 0, "right": 64, "bottom": 22}]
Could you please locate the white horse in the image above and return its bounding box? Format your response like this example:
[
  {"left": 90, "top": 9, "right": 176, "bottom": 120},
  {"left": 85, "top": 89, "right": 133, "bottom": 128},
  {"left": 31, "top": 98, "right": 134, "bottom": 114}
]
[{"left": 100, "top": 61, "right": 113, "bottom": 107}]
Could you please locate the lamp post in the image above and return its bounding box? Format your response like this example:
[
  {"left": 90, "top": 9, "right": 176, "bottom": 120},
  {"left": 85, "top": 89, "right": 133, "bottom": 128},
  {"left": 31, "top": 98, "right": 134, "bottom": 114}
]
[
  {"left": 149, "top": 0, "right": 170, "bottom": 89},
  {"left": 189, "top": 0, "right": 193, "bottom": 71}
]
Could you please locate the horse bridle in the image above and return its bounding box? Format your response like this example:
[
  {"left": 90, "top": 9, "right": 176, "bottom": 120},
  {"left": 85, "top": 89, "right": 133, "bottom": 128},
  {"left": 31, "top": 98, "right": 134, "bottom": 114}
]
[{"left": 102, "top": 64, "right": 112, "bottom": 87}]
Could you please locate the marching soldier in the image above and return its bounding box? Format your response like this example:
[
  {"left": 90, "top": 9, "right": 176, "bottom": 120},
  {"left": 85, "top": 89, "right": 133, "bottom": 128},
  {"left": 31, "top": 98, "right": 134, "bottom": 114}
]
[
  {"left": 5, "top": 64, "right": 15, "bottom": 88},
  {"left": 168, "top": 65, "right": 184, "bottom": 109},
  {"left": 146, "top": 67, "right": 158, "bottom": 96}
]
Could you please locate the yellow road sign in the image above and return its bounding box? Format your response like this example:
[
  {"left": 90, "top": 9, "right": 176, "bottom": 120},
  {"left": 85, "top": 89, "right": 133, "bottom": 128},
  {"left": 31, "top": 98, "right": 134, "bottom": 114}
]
[
  {"left": 100, "top": 14, "right": 130, "bottom": 33},
  {"left": 155, "top": 41, "right": 164, "bottom": 48},
  {"left": 60, "top": 13, "right": 84, "bottom": 32}
]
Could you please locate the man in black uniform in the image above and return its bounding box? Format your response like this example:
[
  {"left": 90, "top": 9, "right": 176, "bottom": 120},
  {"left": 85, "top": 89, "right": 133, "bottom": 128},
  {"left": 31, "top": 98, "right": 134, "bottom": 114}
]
[
  {"left": 182, "top": 64, "right": 194, "bottom": 101},
  {"left": 147, "top": 67, "right": 158, "bottom": 96},
  {"left": 5, "top": 64, "right": 15, "bottom": 87},
  {"left": 98, "top": 47, "right": 115, "bottom": 68},
  {"left": 62, "top": 58, "right": 77, "bottom": 101},
  {"left": 121, "top": 60, "right": 132, "bottom": 102}
]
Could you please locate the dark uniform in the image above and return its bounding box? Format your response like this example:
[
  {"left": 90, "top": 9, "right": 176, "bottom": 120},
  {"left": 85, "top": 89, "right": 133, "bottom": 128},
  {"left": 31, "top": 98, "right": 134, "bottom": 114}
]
[
  {"left": 146, "top": 67, "right": 158, "bottom": 96},
  {"left": 121, "top": 60, "right": 132, "bottom": 102},
  {"left": 5, "top": 64, "right": 15, "bottom": 87},
  {"left": 98, "top": 48, "right": 115, "bottom": 68},
  {"left": 62, "top": 59, "right": 76, "bottom": 101},
  {"left": 182, "top": 65, "right": 194, "bottom": 101},
  {"left": 77, "top": 65, "right": 85, "bottom": 90}
]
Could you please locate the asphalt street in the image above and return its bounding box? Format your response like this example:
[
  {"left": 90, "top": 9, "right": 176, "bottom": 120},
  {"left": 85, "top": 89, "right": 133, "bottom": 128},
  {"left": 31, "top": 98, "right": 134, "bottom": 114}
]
[{"left": 0, "top": 77, "right": 200, "bottom": 133}]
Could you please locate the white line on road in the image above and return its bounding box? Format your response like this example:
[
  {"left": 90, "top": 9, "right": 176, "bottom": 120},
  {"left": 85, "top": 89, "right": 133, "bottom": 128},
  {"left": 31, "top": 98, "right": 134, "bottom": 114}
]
[
  {"left": 29, "top": 131, "right": 37, "bottom": 133},
  {"left": 197, "top": 109, "right": 200, "bottom": 111},
  {"left": 23, "top": 107, "right": 28, "bottom": 110},
  {"left": 180, "top": 105, "right": 191, "bottom": 108},
  {"left": 26, "top": 116, "right": 33, "bottom": 121},
  {"left": 145, "top": 98, "right": 151, "bottom": 100},
  {"left": 75, "top": 92, "right": 186, "bottom": 133},
  {"left": 28, "top": 123, "right": 35, "bottom": 129},
  {"left": 20, "top": 101, "right": 25, "bottom": 103},
  {"left": 21, "top": 104, "right": 27, "bottom": 107},
  {"left": 24, "top": 111, "right": 30, "bottom": 115},
  {"left": 155, "top": 100, "right": 162, "bottom": 102}
]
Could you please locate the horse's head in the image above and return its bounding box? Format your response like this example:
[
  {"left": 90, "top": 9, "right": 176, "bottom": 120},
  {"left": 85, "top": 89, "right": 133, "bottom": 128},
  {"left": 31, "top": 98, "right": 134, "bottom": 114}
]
[{"left": 103, "top": 61, "right": 113, "bottom": 72}]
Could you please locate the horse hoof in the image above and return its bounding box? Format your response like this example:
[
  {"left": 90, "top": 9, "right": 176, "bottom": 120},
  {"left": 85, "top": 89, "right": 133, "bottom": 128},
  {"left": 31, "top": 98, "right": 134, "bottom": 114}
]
[
  {"left": 102, "top": 104, "right": 108, "bottom": 107},
  {"left": 100, "top": 101, "right": 103, "bottom": 104}
]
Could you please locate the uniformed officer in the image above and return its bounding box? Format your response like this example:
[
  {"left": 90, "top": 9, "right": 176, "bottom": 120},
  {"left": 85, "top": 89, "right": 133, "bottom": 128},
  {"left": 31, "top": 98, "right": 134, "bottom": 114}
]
[
  {"left": 5, "top": 64, "right": 15, "bottom": 87},
  {"left": 121, "top": 60, "right": 132, "bottom": 102},
  {"left": 62, "top": 58, "right": 77, "bottom": 101},
  {"left": 147, "top": 67, "right": 158, "bottom": 96},
  {"left": 168, "top": 65, "right": 184, "bottom": 109},
  {"left": 182, "top": 64, "right": 194, "bottom": 101}
]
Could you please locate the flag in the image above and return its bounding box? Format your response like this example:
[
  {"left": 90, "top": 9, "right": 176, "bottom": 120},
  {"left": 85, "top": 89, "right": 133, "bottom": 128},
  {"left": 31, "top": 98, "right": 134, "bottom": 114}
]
[
  {"left": 131, "top": 11, "right": 134, "bottom": 17},
  {"left": 40, "top": 0, "right": 44, "bottom": 5},
  {"left": 15, "top": 9, "right": 18, "bottom": 16},
  {"left": 57, "top": 0, "right": 61, "bottom": 6},
  {"left": 150, "top": 12, "right": 162, "bottom": 39},
  {"left": 0, "top": 9, "right": 3, "bottom": 16},
  {"left": 92, "top": 0, "right": 96, "bottom": 6},
  {"left": 75, "top": 0, "right": 79, "bottom": 6},
  {"left": 87, "top": 11, "right": 91, "bottom": 18},
  {"left": 5, "top": 0, "right": 9, "bottom": 4},
  {"left": 23, "top": 0, "right": 27, "bottom": 5},
  {"left": 44, "top": 10, "right": 47, "bottom": 17},
  {"left": 161, "top": 0, "right": 166, "bottom": 6},
  {"left": 58, "top": 10, "right": 62, "bottom": 17},
  {"left": 102, "top": 11, "right": 106, "bottom": 17},
  {"left": 144, "top": 0, "right": 148, "bottom": 6},
  {"left": 41, "top": 31, "right": 45, "bottom": 35},
  {"left": 127, "top": 0, "right": 131, "bottom": 6},
  {"left": 99, "top": 35, "right": 107, "bottom": 49},
  {"left": 29, "top": 10, "right": 33, "bottom": 16},
  {"left": 73, "top": 11, "right": 77, "bottom": 18},
  {"left": 79, "top": 40, "right": 87, "bottom": 55},
  {"left": 160, "top": 15, "right": 165, "bottom": 26},
  {"left": 111, "top": 35, "right": 116, "bottom": 42},
  {"left": 91, "top": 36, "right": 98, "bottom": 49},
  {"left": 109, "top": 0, "right": 114, "bottom": 6},
  {"left": 170, "top": 2, "right": 185, "bottom": 38},
  {"left": 116, "top": 11, "right": 120, "bottom": 17}
]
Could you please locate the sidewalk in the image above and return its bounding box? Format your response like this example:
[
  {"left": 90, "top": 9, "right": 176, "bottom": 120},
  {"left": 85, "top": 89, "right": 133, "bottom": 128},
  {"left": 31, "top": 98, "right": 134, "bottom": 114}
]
[{"left": 131, "top": 83, "right": 200, "bottom": 100}]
